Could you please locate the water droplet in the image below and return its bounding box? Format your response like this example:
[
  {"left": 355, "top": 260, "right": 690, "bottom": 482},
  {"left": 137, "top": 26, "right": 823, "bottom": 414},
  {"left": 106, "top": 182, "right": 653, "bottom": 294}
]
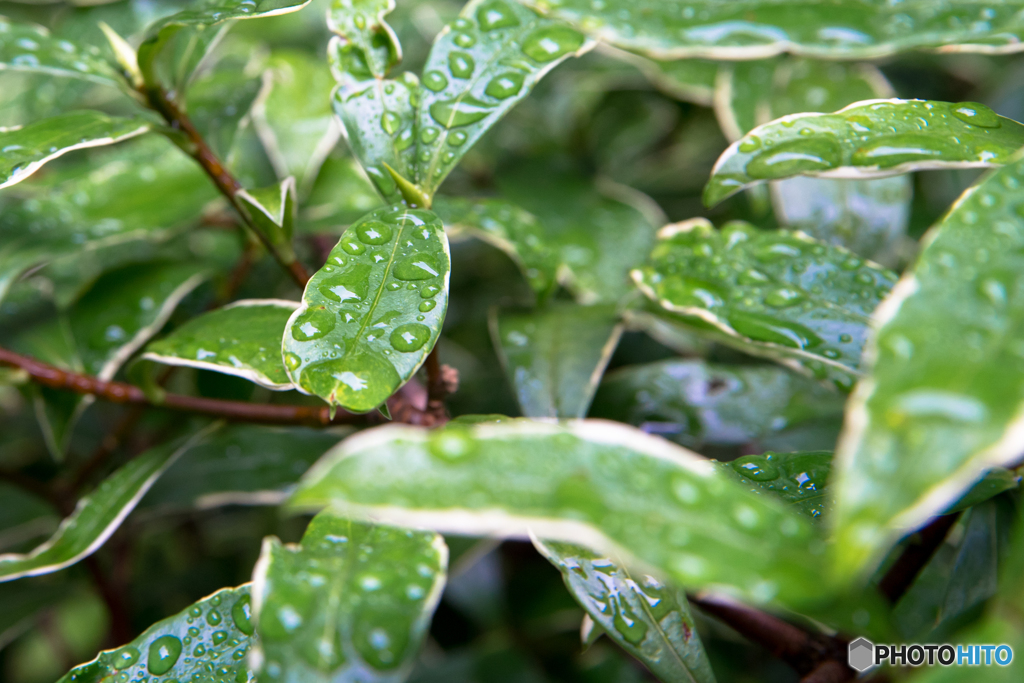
[
  {"left": 189, "top": 606, "right": 202, "bottom": 619},
  {"left": 112, "top": 647, "right": 140, "bottom": 670},
  {"left": 429, "top": 96, "right": 491, "bottom": 127},
  {"left": 850, "top": 133, "right": 962, "bottom": 167},
  {"left": 147, "top": 636, "right": 182, "bottom": 675},
  {"left": 394, "top": 254, "right": 441, "bottom": 280},
  {"left": 727, "top": 311, "right": 822, "bottom": 349},
  {"left": 612, "top": 603, "right": 648, "bottom": 645},
  {"left": 212, "top": 631, "right": 228, "bottom": 645},
  {"left": 422, "top": 70, "right": 448, "bottom": 92},
  {"left": 420, "top": 284, "right": 441, "bottom": 298},
  {"left": 448, "top": 51, "right": 475, "bottom": 78},
  {"left": 477, "top": 0, "right": 520, "bottom": 30},
  {"left": 419, "top": 300, "right": 436, "bottom": 312},
  {"left": 738, "top": 268, "right": 769, "bottom": 285},
  {"left": 193, "top": 644, "right": 207, "bottom": 656},
  {"left": 746, "top": 137, "right": 841, "bottom": 179},
  {"left": 429, "top": 427, "right": 478, "bottom": 461},
  {"left": 356, "top": 220, "right": 393, "bottom": 245},
  {"left": 485, "top": 71, "right": 525, "bottom": 99},
  {"left": 380, "top": 112, "right": 401, "bottom": 135},
  {"left": 291, "top": 308, "right": 336, "bottom": 341},
  {"left": 448, "top": 130, "right": 468, "bottom": 146},
  {"left": 453, "top": 32, "right": 476, "bottom": 48},
  {"left": 521, "top": 25, "right": 585, "bottom": 62},
  {"left": 319, "top": 266, "right": 370, "bottom": 304},
  {"left": 390, "top": 323, "right": 431, "bottom": 352},
  {"left": 732, "top": 455, "right": 780, "bottom": 481},
  {"left": 386, "top": 282, "right": 401, "bottom": 291},
  {"left": 284, "top": 352, "right": 301, "bottom": 370},
  {"left": 738, "top": 136, "right": 761, "bottom": 153},
  {"left": 765, "top": 288, "right": 805, "bottom": 307},
  {"left": 421, "top": 126, "right": 440, "bottom": 143},
  {"left": 207, "top": 609, "right": 222, "bottom": 626},
  {"left": 950, "top": 101, "right": 1001, "bottom": 128},
  {"left": 340, "top": 238, "right": 365, "bottom": 255}
]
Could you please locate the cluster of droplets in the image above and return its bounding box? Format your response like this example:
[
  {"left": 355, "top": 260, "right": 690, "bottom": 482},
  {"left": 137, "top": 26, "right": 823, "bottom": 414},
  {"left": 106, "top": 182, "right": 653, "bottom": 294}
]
[
  {"left": 643, "top": 222, "right": 892, "bottom": 373},
  {"left": 730, "top": 452, "right": 831, "bottom": 519},
  {"left": 67, "top": 590, "right": 255, "bottom": 683}
]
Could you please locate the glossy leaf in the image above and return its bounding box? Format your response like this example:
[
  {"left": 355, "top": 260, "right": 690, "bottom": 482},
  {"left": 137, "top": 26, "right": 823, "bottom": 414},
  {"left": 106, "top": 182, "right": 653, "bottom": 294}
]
[
  {"left": 283, "top": 205, "right": 450, "bottom": 412},
  {"left": 254, "top": 50, "right": 342, "bottom": 189},
  {"left": 251, "top": 511, "right": 447, "bottom": 681},
  {"left": 186, "top": 63, "right": 264, "bottom": 160},
  {"left": 535, "top": 539, "right": 716, "bottom": 683},
  {"left": 946, "top": 468, "right": 1021, "bottom": 515},
  {"left": 831, "top": 153, "right": 1024, "bottom": 581},
  {"left": 141, "top": 425, "right": 344, "bottom": 511},
  {"left": 144, "top": 299, "right": 298, "bottom": 391},
  {"left": 726, "top": 452, "right": 833, "bottom": 520},
  {"left": 327, "top": 0, "right": 401, "bottom": 81},
  {"left": 137, "top": 0, "right": 312, "bottom": 91},
  {"left": 237, "top": 178, "right": 298, "bottom": 262},
  {"left": 0, "top": 427, "right": 214, "bottom": 582},
  {"left": 498, "top": 165, "right": 660, "bottom": 304},
  {"left": 520, "top": 0, "right": 1024, "bottom": 60},
  {"left": 590, "top": 360, "right": 844, "bottom": 450},
  {"left": 632, "top": 219, "right": 897, "bottom": 390},
  {"left": 57, "top": 583, "right": 254, "bottom": 683},
  {"left": 292, "top": 419, "right": 830, "bottom": 608},
  {"left": 413, "top": 0, "right": 594, "bottom": 196},
  {"left": 629, "top": 53, "right": 718, "bottom": 106},
  {"left": 705, "top": 99, "right": 1024, "bottom": 206},
  {"left": 433, "top": 195, "right": 558, "bottom": 298},
  {"left": 0, "top": 111, "right": 150, "bottom": 191},
  {"left": 490, "top": 303, "right": 621, "bottom": 418},
  {"left": 0, "top": 18, "right": 119, "bottom": 85},
  {"left": 0, "top": 137, "right": 216, "bottom": 308}
]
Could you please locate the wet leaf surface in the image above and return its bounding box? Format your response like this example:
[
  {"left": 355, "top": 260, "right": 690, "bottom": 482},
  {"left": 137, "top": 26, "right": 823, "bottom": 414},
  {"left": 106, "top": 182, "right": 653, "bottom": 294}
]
[{"left": 0, "top": 18, "right": 120, "bottom": 84}]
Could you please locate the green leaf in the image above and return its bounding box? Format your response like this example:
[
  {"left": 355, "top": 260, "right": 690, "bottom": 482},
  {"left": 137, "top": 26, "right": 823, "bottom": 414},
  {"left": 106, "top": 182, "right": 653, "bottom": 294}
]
[
  {"left": 490, "top": 302, "right": 621, "bottom": 418},
  {"left": 726, "top": 452, "right": 833, "bottom": 520},
  {"left": 0, "top": 137, "right": 217, "bottom": 308},
  {"left": 498, "top": 165, "right": 660, "bottom": 304},
  {"left": 628, "top": 53, "right": 718, "bottom": 106},
  {"left": 0, "top": 18, "right": 120, "bottom": 85},
  {"left": 590, "top": 360, "right": 844, "bottom": 450},
  {"left": 254, "top": 50, "right": 342, "bottom": 190},
  {"left": 0, "top": 111, "right": 150, "bottom": 191},
  {"left": 186, "top": 62, "right": 264, "bottom": 160},
  {"left": 535, "top": 539, "right": 716, "bottom": 683},
  {"left": 327, "top": 0, "right": 401, "bottom": 81},
  {"left": 57, "top": 583, "right": 254, "bottom": 683},
  {"left": 413, "top": 0, "right": 593, "bottom": 197},
  {"left": 433, "top": 195, "right": 558, "bottom": 298},
  {"left": 237, "top": 178, "right": 298, "bottom": 262},
  {"left": 300, "top": 155, "right": 384, "bottom": 233},
  {"left": 831, "top": 153, "right": 1024, "bottom": 581},
  {"left": 141, "top": 425, "right": 345, "bottom": 511},
  {"left": 144, "top": 299, "right": 299, "bottom": 391},
  {"left": 251, "top": 511, "right": 447, "bottom": 681},
  {"left": 704, "top": 99, "right": 1024, "bottom": 207},
  {"left": 137, "top": 0, "right": 312, "bottom": 91},
  {"left": 946, "top": 468, "right": 1021, "bottom": 515},
  {"left": 632, "top": 219, "right": 897, "bottom": 390},
  {"left": 0, "top": 427, "right": 215, "bottom": 582},
  {"left": 291, "top": 418, "right": 830, "bottom": 608},
  {"left": 283, "top": 205, "right": 450, "bottom": 412},
  {"left": 520, "top": 0, "right": 1024, "bottom": 60}
]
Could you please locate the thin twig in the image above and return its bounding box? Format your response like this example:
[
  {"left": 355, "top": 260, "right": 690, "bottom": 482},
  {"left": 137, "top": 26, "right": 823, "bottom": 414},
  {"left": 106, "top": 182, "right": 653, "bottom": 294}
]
[
  {"left": 878, "top": 513, "right": 962, "bottom": 604},
  {"left": 0, "top": 346, "right": 364, "bottom": 427},
  {"left": 143, "top": 86, "right": 310, "bottom": 288}
]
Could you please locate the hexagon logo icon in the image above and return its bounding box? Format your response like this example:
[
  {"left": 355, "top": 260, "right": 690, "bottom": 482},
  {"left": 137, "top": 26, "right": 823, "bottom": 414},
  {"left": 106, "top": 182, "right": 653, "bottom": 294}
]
[{"left": 848, "top": 637, "right": 875, "bottom": 672}]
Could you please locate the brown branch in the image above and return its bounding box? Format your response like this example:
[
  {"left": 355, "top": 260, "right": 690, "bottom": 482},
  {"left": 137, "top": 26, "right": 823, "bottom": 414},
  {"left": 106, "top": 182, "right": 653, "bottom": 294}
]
[
  {"left": 878, "top": 512, "right": 961, "bottom": 604},
  {"left": 144, "top": 86, "right": 310, "bottom": 288},
  {"left": 689, "top": 594, "right": 852, "bottom": 679},
  {"left": 0, "top": 346, "right": 364, "bottom": 427}
]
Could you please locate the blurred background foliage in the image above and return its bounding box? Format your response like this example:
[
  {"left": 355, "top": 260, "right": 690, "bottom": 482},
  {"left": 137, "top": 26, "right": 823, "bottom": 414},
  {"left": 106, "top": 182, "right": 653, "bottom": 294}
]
[{"left": 0, "top": 0, "right": 1019, "bottom": 681}]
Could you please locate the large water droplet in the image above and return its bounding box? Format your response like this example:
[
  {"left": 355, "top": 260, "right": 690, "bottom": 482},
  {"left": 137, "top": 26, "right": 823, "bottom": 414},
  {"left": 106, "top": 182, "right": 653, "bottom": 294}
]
[
  {"left": 950, "top": 101, "right": 1001, "bottom": 128},
  {"left": 422, "top": 70, "right": 448, "bottom": 92},
  {"left": 207, "top": 609, "right": 222, "bottom": 625},
  {"left": 521, "top": 25, "right": 585, "bottom": 62},
  {"left": 429, "top": 96, "right": 492, "bottom": 127},
  {"left": 112, "top": 647, "right": 140, "bottom": 670},
  {"left": 339, "top": 238, "right": 365, "bottom": 255},
  {"left": 732, "top": 455, "right": 780, "bottom": 481},
  {"left": 429, "top": 427, "right": 478, "bottom": 462},
  {"left": 212, "top": 631, "right": 229, "bottom": 645},
  {"left": 485, "top": 71, "right": 525, "bottom": 99},
  {"left": 291, "top": 308, "right": 336, "bottom": 341},
  {"left": 765, "top": 288, "right": 805, "bottom": 307},
  {"left": 394, "top": 254, "right": 441, "bottom": 280},
  {"left": 850, "top": 134, "right": 962, "bottom": 167},
  {"left": 390, "top": 323, "right": 431, "bottom": 352},
  {"left": 380, "top": 112, "right": 401, "bottom": 135},
  {"left": 448, "top": 51, "right": 475, "bottom": 78},
  {"left": 477, "top": 0, "right": 520, "bottom": 30},
  {"left": 612, "top": 602, "right": 648, "bottom": 645},
  {"left": 419, "top": 300, "right": 436, "bottom": 312},
  {"left": 232, "top": 595, "right": 254, "bottom": 635},
  {"left": 147, "top": 636, "right": 182, "bottom": 676},
  {"left": 453, "top": 32, "right": 476, "bottom": 48},
  {"left": 745, "top": 137, "right": 841, "bottom": 179},
  {"left": 356, "top": 220, "right": 393, "bottom": 245},
  {"left": 727, "top": 311, "right": 823, "bottom": 349}
]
